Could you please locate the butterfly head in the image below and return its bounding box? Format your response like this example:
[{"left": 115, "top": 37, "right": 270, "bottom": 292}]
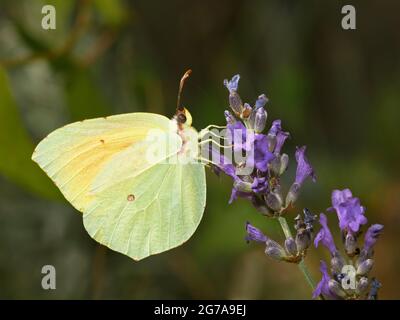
[{"left": 175, "top": 106, "right": 193, "bottom": 127}]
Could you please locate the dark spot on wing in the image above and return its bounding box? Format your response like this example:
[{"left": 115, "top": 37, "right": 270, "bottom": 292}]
[
  {"left": 100, "top": 139, "right": 105, "bottom": 144},
  {"left": 127, "top": 194, "right": 135, "bottom": 201}
]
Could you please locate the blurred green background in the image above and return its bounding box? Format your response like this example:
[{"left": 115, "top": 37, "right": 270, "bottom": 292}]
[{"left": 0, "top": 0, "right": 399, "bottom": 299}]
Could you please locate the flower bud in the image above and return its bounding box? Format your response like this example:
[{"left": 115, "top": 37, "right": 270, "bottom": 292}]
[
  {"left": 254, "top": 107, "right": 267, "bottom": 133},
  {"left": 224, "top": 110, "right": 236, "bottom": 125},
  {"left": 265, "top": 192, "right": 283, "bottom": 212},
  {"left": 241, "top": 103, "right": 252, "bottom": 119},
  {"left": 233, "top": 179, "right": 252, "bottom": 193},
  {"left": 356, "top": 259, "right": 374, "bottom": 276},
  {"left": 269, "top": 157, "right": 281, "bottom": 177},
  {"left": 266, "top": 133, "right": 276, "bottom": 153},
  {"left": 285, "top": 183, "right": 300, "bottom": 207},
  {"left": 294, "top": 214, "right": 303, "bottom": 230},
  {"left": 356, "top": 249, "right": 370, "bottom": 267},
  {"left": 224, "top": 75, "right": 243, "bottom": 115},
  {"left": 367, "top": 278, "right": 382, "bottom": 300},
  {"left": 270, "top": 154, "right": 289, "bottom": 177},
  {"left": 284, "top": 237, "right": 297, "bottom": 256},
  {"left": 295, "top": 228, "right": 311, "bottom": 252},
  {"left": 251, "top": 196, "right": 274, "bottom": 217},
  {"left": 345, "top": 232, "right": 358, "bottom": 256},
  {"left": 279, "top": 154, "right": 289, "bottom": 174},
  {"left": 265, "top": 239, "right": 287, "bottom": 261},
  {"left": 328, "top": 279, "right": 347, "bottom": 299},
  {"left": 255, "top": 94, "right": 268, "bottom": 109},
  {"left": 229, "top": 91, "right": 243, "bottom": 115},
  {"left": 303, "top": 208, "right": 317, "bottom": 231},
  {"left": 364, "top": 224, "right": 384, "bottom": 255},
  {"left": 356, "top": 277, "right": 369, "bottom": 295},
  {"left": 331, "top": 259, "right": 343, "bottom": 275},
  {"left": 245, "top": 222, "right": 268, "bottom": 243},
  {"left": 330, "top": 252, "right": 345, "bottom": 274}
]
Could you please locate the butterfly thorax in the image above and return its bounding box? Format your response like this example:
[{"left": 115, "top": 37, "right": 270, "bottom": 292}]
[{"left": 173, "top": 107, "right": 199, "bottom": 160}]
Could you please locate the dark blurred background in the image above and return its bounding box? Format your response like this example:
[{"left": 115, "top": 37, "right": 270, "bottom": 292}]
[{"left": 0, "top": 0, "right": 399, "bottom": 299}]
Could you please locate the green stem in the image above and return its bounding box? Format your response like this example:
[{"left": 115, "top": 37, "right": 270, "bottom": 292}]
[
  {"left": 277, "top": 216, "right": 316, "bottom": 291},
  {"left": 298, "top": 260, "right": 316, "bottom": 289},
  {"left": 277, "top": 216, "right": 293, "bottom": 239}
]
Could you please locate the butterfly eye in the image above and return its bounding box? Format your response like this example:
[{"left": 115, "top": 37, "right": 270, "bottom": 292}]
[{"left": 177, "top": 113, "right": 187, "bottom": 124}]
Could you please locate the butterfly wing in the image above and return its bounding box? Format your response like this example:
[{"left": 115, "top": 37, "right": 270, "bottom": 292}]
[
  {"left": 83, "top": 160, "right": 206, "bottom": 260},
  {"left": 32, "top": 113, "right": 181, "bottom": 213}
]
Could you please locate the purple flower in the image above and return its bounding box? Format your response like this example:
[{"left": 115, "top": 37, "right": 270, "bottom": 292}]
[
  {"left": 226, "top": 119, "right": 248, "bottom": 153},
  {"left": 213, "top": 160, "right": 236, "bottom": 179},
  {"left": 363, "top": 224, "right": 384, "bottom": 253},
  {"left": 267, "top": 120, "right": 290, "bottom": 154},
  {"left": 314, "top": 213, "right": 337, "bottom": 255},
  {"left": 330, "top": 189, "right": 367, "bottom": 233},
  {"left": 224, "top": 74, "right": 240, "bottom": 92},
  {"left": 229, "top": 187, "right": 253, "bottom": 204},
  {"left": 226, "top": 118, "right": 275, "bottom": 173},
  {"left": 294, "top": 146, "right": 316, "bottom": 185},
  {"left": 285, "top": 146, "right": 315, "bottom": 206},
  {"left": 275, "top": 131, "right": 289, "bottom": 155},
  {"left": 225, "top": 117, "right": 257, "bottom": 155},
  {"left": 229, "top": 189, "right": 252, "bottom": 204},
  {"left": 209, "top": 146, "right": 237, "bottom": 179},
  {"left": 252, "top": 134, "right": 275, "bottom": 172},
  {"left": 229, "top": 178, "right": 253, "bottom": 204},
  {"left": 224, "top": 75, "right": 243, "bottom": 115},
  {"left": 255, "top": 94, "right": 268, "bottom": 110},
  {"left": 268, "top": 119, "right": 281, "bottom": 135},
  {"left": 245, "top": 222, "right": 268, "bottom": 243},
  {"left": 251, "top": 177, "right": 269, "bottom": 194},
  {"left": 331, "top": 188, "right": 352, "bottom": 208},
  {"left": 313, "top": 261, "right": 335, "bottom": 299},
  {"left": 224, "top": 110, "right": 236, "bottom": 125}
]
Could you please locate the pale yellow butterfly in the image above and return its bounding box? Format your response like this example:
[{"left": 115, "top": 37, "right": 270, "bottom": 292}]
[{"left": 32, "top": 70, "right": 210, "bottom": 261}]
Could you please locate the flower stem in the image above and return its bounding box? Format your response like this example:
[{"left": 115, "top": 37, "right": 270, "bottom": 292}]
[
  {"left": 277, "top": 216, "right": 316, "bottom": 291},
  {"left": 277, "top": 216, "right": 293, "bottom": 239},
  {"left": 298, "top": 260, "right": 316, "bottom": 289}
]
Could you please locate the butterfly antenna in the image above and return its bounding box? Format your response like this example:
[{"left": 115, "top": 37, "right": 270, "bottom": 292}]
[{"left": 177, "top": 69, "right": 192, "bottom": 109}]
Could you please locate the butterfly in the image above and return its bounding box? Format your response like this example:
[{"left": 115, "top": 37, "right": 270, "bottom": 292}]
[{"left": 31, "top": 70, "right": 219, "bottom": 261}]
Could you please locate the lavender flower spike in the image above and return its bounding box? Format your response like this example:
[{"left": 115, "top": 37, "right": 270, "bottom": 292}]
[
  {"left": 245, "top": 222, "right": 268, "bottom": 243},
  {"left": 363, "top": 224, "right": 384, "bottom": 253},
  {"left": 314, "top": 213, "right": 337, "bottom": 256},
  {"left": 330, "top": 189, "right": 367, "bottom": 233}
]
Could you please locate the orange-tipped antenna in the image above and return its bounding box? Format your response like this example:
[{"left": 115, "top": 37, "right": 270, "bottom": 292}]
[{"left": 177, "top": 69, "right": 192, "bottom": 109}]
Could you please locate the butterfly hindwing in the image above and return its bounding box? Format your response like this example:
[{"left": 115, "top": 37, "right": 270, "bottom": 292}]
[{"left": 83, "top": 160, "right": 206, "bottom": 260}]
